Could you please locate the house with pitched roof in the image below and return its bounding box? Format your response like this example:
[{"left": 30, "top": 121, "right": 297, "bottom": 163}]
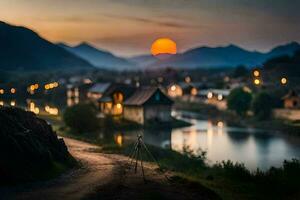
[
  {"left": 98, "top": 83, "right": 137, "bottom": 115},
  {"left": 123, "top": 87, "right": 174, "bottom": 125},
  {"left": 87, "top": 83, "right": 111, "bottom": 101},
  {"left": 282, "top": 90, "right": 300, "bottom": 109}
]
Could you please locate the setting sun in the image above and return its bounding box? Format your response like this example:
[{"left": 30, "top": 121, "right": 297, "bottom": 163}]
[{"left": 151, "top": 38, "right": 177, "bottom": 56}]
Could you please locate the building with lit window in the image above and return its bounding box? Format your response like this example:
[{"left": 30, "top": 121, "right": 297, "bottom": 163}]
[
  {"left": 98, "top": 83, "right": 136, "bottom": 116},
  {"left": 87, "top": 83, "right": 111, "bottom": 101},
  {"left": 282, "top": 90, "right": 300, "bottom": 109},
  {"left": 123, "top": 87, "right": 174, "bottom": 125}
]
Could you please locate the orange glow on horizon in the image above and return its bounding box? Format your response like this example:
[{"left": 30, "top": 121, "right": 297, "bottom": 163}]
[{"left": 151, "top": 38, "right": 177, "bottom": 56}]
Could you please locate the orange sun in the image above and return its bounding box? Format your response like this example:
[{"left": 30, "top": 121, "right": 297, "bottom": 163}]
[{"left": 151, "top": 38, "right": 177, "bottom": 56}]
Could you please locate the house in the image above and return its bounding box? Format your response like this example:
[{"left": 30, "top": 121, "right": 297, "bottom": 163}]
[
  {"left": 87, "top": 83, "right": 111, "bottom": 101},
  {"left": 282, "top": 90, "right": 300, "bottom": 109},
  {"left": 123, "top": 87, "right": 174, "bottom": 125},
  {"left": 98, "top": 83, "right": 137, "bottom": 115}
]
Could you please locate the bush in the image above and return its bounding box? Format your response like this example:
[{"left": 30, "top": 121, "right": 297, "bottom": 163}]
[
  {"left": 227, "top": 88, "right": 252, "bottom": 116},
  {"left": 252, "top": 92, "right": 273, "bottom": 120},
  {"left": 63, "top": 103, "right": 99, "bottom": 133}
]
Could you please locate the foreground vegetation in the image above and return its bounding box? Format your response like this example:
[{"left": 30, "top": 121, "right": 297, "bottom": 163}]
[{"left": 57, "top": 125, "right": 300, "bottom": 200}]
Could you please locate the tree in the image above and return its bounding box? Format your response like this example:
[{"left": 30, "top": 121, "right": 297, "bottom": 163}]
[
  {"left": 63, "top": 104, "right": 99, "bottom": 133},
  {"left": 252, "top": 92, "right": 273, "bottom": 120},
  {"left": 227, "top": 88, "right": 252, "bottom": 116},
  {"left": 232, "top": 65, "right": 248, "bottom": 78}
]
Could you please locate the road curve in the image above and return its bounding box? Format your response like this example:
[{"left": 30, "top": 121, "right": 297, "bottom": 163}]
[{"left": 0, "top": 137, "right": 219, "bottom": 200}]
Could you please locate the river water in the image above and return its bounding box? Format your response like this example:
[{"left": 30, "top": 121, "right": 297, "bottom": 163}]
[
  {"left": 121, "top": 111, "right": 300, "bottom": 170},
  {"left": 1, "top": 99, "right": 299, "bottom": 170}
]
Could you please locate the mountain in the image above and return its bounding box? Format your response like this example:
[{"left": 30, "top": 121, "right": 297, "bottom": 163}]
[
  {"left": 133, "top": 42, "right": 300, "bottom": 69},
  {"left": 58, "top": 42, "right": 134, "bottom": 70},
  {"left": 0, "top": 21, "right": 93, "bottom": 71},
  {"left": 128, "top": 54, "right": 159, "bottom": 68},
  {"left": 267, "top": 42, "right": 300, "bottom": 58}
]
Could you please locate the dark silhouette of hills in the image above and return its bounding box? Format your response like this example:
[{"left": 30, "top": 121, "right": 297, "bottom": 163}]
[
  {"left": 1, "top": 21, "right": 299, "bottom": 71},
  {"left": 263, "top": 49, "right": 300, "bottom": 76},
  {"left": 58, "top": 42, "right": 134, "bottom": 70},
  {"left": 0, "top": 21, "right": 93, "bottom": 71},
  {"left": 132, "top": 42, "right": 300, "bottom": 69}
]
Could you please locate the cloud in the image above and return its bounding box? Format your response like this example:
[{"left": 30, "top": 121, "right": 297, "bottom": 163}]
[{"left": 100, "top": 13, "right": 204, "bottom": 29}]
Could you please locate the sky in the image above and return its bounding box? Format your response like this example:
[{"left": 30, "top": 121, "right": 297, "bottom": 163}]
[{"left": 0, "top": 0, "right": 300, "bottom": 56}]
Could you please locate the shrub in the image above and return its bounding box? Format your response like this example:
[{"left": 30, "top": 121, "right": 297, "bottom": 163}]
[
  {"left": 227, "top": 88, "right": 252, "bottom": 116},
  {"left": 63, "top": 103, "right": 99, "bottom": 133}
]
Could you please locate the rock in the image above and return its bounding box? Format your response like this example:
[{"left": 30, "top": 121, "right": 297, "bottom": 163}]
[{"left": 0, "top": 107, "right": 75, "bottom": 185}]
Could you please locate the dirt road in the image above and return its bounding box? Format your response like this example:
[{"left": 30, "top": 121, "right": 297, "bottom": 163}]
[{"left": 0, "top": 138, "right": 219, "bottom": 200}]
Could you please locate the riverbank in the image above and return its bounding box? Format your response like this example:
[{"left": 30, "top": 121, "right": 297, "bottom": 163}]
[
  {"left": 0, "top": 137, "right": 220, "bottom": 200},
  {"left": 57, "top": 128, "right": 300, "bottom": 200},
  {"left": 174, "top": 100, "right": 300, "bottom": 137}
]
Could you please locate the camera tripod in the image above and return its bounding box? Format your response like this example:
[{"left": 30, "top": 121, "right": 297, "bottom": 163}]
[{"left": 128, "top": 135, "right": 169, "bottom": 182}]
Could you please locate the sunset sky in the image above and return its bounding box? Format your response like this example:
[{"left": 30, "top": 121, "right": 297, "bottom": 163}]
[{"left": 0, "top": 0, "right": 299, "bottom": 56}]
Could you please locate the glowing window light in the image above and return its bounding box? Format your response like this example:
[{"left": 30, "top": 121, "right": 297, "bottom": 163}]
[
  {"left": 34, "top": 84, "right": 39, "bottom": 89},
  {"left": 217, "top": 94, "right": 223, "bottom": 101},
  {"left": 207, "top": 92, "right": 213, "bottom": 99},
  {"left": 10, "top": 101, "right": 16, "bottom": 106},
  {"left": 30, "top": 85, "right": 35, "bottom": 91},
  {"left": 53, "top": 82, "right": 59, "bottom": 87},
  {"left": 0, "top": 101, "right": 4, "bottom": 106},
  {"left": 116, "top": 134, "right": 123, "bottom": 146},
  {"left": 281, "top": 77, "right": 287, "bottom": 85},
  {"left": 10, "top": 88, "right": 16, "bottom": 94},
  {"left": 191, "top": 88, "right": 197, "bottom": 96},
  {"left": 0, "top": 89, "right": 4, "bottom": 94},
  {"left": 45, "top": 105, "right": 59, "bottom": 115},
  {"left": 171, "top": 85, "right": 177, "bottom": 91},
  {"left": 116, "top": 103, "right": 122, "bottom": 109},
  {"left": 217, "top": 121, "right": 224, "bottom": 128}
]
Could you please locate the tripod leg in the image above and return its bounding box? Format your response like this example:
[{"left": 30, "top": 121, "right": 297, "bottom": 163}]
[
  {"left": 130, "top": 146, "right": 138, "bottom": 166},
  {"left": 139, "top": 148, "right": 146, "bottom": 182},
  {"left": 134, "top": 146, "right": 139, "bottom": 174},
  {"left": 128, "top": 141, "right": 138, "bottom": 162}
]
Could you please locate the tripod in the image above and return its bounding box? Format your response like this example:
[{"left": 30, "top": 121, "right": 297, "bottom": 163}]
[{"left": 128, "top": 135, "right": 168, "bottom": 182}]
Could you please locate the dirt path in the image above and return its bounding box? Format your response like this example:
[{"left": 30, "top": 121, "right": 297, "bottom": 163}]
[{"left": 0, "top": 138, "right": 219, "bottom": 200}]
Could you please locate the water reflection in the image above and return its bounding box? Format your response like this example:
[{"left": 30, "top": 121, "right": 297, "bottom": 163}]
[
  {"left": 115, "top": 133, "right": 123, "bottom": 147},
  {"left": 113, "top": 113, "right": 300, "bottom": 170},
  {"left": 1, "top": 99, "right": 299, "bottom": 170}
]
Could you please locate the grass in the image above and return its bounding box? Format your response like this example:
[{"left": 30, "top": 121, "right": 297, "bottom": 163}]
[
  {"left": 105, "top": 143, "right": 300, "bottom": 200},
  {"left": 58, "top": 126, "right": 300, "bottom": 200}
]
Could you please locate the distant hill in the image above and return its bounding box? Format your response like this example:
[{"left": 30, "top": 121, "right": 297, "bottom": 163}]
[
  {"left": 128, "top": 54, "right": 159, "bottom": 68},
  {"left": 58, "top": 42, "right": 135, "bottom": 70},
  {"left": 0, "top": 21, "right": 93, "bottom": 71},
  {"left": 263, "top": 49, "right": 300, "bottom": 76},
  {"left": 132, "top": 42, "right": 300, "bottom": 69}
]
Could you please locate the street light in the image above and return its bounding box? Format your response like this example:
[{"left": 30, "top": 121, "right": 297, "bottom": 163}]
[
  {"left": 254, "top": 79, "right": 260, "bottom": 85},
  {"left": 253, "top": 70, "right": 260, "bottom": 77}
]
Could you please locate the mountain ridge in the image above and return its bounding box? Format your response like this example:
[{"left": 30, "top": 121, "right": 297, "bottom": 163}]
[
  {"left": 0, "top": 21, "right": 93, "bottom": 71},
  {"left": 58, "top": 42, "right": 135, "bottom": 70}
]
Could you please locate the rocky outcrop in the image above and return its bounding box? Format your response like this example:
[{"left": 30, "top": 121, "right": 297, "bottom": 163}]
[{"left": 0, "top": 107, "right": 75, "bottom": 185}]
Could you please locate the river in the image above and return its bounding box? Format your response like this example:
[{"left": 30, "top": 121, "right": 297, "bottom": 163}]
[{"left": 1, "top": 99, "right": 299, "bottom": 170}]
